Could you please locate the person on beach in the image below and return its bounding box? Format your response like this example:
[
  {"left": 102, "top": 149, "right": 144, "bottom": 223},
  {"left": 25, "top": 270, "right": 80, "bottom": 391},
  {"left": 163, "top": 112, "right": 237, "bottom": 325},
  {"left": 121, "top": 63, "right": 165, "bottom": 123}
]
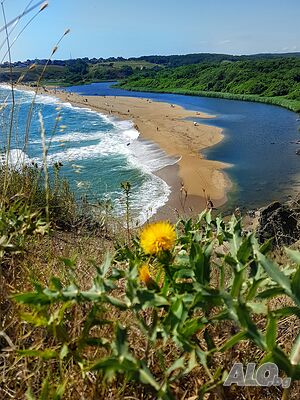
[
  {"left": 206, "top": 196, "right": 214, "bottom": 210},
  {"left": 203, "top": 188, "right": 214, "bottom": 210},
  {"left": 180, "top": 181, "right": 188, "bottom": 210}
]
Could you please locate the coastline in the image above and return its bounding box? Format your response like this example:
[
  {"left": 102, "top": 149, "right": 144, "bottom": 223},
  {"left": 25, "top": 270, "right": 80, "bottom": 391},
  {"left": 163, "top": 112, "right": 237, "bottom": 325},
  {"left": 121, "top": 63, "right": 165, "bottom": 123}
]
[{"left": 16, "top": 83, "right": 232, "bottom": 219}]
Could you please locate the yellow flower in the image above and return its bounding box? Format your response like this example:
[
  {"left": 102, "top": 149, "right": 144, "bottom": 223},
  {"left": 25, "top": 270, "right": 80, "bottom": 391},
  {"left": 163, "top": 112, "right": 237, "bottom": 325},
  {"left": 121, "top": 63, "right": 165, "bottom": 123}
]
[
  {"left": 138, "top": 264, "right": 160, "bottom": 291},
  {"left": 140, "top": 221, "right": 176, "bottom": 255},
  {"left": 139, "top": 264, "right": 152, "bottom": 284}
]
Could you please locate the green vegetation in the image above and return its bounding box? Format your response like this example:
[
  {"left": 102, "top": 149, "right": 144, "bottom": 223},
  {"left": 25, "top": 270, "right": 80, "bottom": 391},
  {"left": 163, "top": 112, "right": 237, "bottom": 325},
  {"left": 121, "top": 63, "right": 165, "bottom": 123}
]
[
  {"left": 119, "top": 58, "right": 300, "bottom": 112},
  {"left": 3, "top": 200, "right": 300, "bottom": 399},
  {"left": 4, "top": 54, "right": 300, "bottom": 112},
  {"left": 0, "top": 59, "right": 161, "bottom": 86}
]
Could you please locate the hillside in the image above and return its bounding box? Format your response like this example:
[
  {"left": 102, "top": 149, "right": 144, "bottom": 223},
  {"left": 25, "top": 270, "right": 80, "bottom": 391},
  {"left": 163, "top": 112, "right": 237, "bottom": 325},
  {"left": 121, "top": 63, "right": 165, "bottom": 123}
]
[
  {"left": 2, "top": 53, "right": 300, "bottom": 96},
  {"left": 0, "top": 59, "right": 161, "bottom": 86},
  {"left": 119, "top": 57, "right": 300, "bottom": 112}
]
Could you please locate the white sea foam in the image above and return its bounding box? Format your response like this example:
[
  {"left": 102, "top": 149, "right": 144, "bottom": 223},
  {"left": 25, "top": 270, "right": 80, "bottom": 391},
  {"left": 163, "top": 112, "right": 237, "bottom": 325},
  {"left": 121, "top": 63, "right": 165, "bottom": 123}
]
[
  {"left": 0, "top": 85, "right": 176, "bottom": 222},
  {"left": 0, "top": 149, "right": 34, "bottom": 169}
]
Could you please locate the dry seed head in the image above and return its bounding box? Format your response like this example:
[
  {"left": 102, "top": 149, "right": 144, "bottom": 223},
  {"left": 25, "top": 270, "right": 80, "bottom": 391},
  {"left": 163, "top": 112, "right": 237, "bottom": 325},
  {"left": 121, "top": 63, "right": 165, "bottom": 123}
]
[
  {"left": 40, "top": 2, "right": 48, "bottom": 12},
  {"left": 17, "top": 74, "right": 25, "bottom": 83},
  {"left": 29, "top": 64, "right": 36, "bottom": 70},
  {"left": 52, "top": 46, "right": 58, "bottom": 55}
]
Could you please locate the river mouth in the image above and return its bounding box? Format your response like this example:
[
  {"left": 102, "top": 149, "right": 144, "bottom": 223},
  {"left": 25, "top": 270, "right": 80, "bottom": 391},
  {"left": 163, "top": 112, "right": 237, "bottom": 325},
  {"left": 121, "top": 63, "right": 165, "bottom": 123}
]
[{"left": 64, "top": 82, "right": 300, "bottom": 211}]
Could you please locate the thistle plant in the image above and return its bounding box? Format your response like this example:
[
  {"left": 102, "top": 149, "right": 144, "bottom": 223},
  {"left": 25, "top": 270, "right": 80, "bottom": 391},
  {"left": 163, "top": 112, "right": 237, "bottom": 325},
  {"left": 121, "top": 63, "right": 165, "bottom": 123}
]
[{"left": 12, "top": 211, "right": 300, "bottom": 399}]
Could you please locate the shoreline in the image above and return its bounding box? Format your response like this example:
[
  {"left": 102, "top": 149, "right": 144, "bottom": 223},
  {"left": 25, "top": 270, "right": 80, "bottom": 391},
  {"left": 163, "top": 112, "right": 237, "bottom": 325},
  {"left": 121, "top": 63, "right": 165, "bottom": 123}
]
[{"left": 15, "top": 83, "right": 232, "bottom": 220}]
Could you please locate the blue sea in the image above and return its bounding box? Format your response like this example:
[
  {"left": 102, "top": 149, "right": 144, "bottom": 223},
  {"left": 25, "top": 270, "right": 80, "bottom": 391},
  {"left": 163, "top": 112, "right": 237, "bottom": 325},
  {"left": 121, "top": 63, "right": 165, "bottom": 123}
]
[
  {"left": 1, "top": 82, "right": 300, "bottom": 220},
  {"left": 0, "top": 84, "right": 175, "bottom": 223}
]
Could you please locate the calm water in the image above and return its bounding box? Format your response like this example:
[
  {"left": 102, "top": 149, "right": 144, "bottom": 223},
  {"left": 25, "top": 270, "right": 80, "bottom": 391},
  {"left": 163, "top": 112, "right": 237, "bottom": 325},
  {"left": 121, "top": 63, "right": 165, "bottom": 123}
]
[{"left": 65, "top": 82, "right": 300, "bottom": 210}]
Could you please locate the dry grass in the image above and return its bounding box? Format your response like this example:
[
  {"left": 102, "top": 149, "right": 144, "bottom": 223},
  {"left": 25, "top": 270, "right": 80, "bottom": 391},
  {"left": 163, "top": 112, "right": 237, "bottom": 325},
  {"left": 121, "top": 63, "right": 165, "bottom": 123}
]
[{"left": 1, "top": 228, "right": 300, "bottom": 400}]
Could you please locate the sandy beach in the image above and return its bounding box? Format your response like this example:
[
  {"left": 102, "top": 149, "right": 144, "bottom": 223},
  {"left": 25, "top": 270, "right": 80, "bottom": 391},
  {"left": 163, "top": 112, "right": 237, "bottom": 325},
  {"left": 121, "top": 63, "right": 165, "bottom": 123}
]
[{"left": 17, "top": 84, "right": 232, "bottom": 219}]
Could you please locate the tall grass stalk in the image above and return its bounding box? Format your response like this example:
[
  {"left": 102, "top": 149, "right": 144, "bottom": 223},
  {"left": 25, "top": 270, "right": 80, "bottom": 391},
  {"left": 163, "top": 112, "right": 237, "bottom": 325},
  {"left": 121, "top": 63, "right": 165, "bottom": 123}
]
[
  {"left": 23, "top": 27, "right": 70, "bottom": 151},
  {"left": 1, "top": 1, "right": 16, "bottom": 199},
  {"left": 0, "top": 1, "right": 49, "bottom": 202},
  {"left": 38, "top": 111, "right": 49, "bottom": 224}
]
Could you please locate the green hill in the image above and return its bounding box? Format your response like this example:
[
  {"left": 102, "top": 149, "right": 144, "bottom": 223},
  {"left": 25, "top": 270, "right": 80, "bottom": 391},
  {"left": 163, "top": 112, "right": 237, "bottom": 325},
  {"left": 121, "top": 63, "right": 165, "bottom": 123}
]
[{"left": 119, "top": 57, "right": 300, "bottom": 112}]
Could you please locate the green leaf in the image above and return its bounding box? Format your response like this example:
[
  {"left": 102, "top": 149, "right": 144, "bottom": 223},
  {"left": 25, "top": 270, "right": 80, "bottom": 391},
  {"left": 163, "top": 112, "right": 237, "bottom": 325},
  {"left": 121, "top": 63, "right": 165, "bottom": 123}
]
[
  {"left": 50, "top": 277, "right": 63, "bottom": 291},
  {"left": 59, "top": 344, "right": 68, "bottom": 360},
  {"left": 13, "top": 292, "right": 51, "bottom": 306},
  {"left": 166, "top": 356, "right": 185, "bottom": 375},
  {"left": 266, "top": 314, "right": 277, "bottom": 350},
  {"left": 39, "top": 377, "right": 50, "bottom": 400},
  {"left": 235, "top": 302, "right": 265, "bottom": 348},
  {"left": 190, "top": 242, "right": 211, "bottom": 285},
  {"left": 291, "top": 266, "right": 300, "bottom": 302},
  {"left": 257, "top": 287, "right": 286, "bottom": 299},
  {"left": 173, "top": 269, "right": 194, "bottom": 280},
  {"left": 60, "top": 257, "right": 76, "bottom": 268},
  {"left": 237, "top": 235, "right": 253, "bottom": 263},
  {"left": 286, "top": 248, "right": 300, "bottom": 265},
  {"left": 105, "top": 295, "right": 129, "bottom": 309},
  {"left": 18, "top": 349, "right": 58, "bottom": 360},
  {"left": 259, "top": 238, "right": 273, "bottom": 255},
  {"left": 83, "top": 337, "right": 110, "bottom": 348},
  {"left": 171, "top": 298, "right": 184, "bottom": 320},
  {"left": 256, "top": 252, "right": 292, "bottom": 297},
  {"left": 139, "top": 365, "right": 160, "bottom": 391},
  {"left": 20, "top": 312, "right": 48, "bottom": 327},
  {"left": 231, "top": 270, "right": 244, "bottom": 297},
  {"left": 187, "top": 350, "right": 198, "bottom": 373},
  {"left": 53, "top": 381, "right": 67, "bottom": 400},
  {"left": 273, "top": 306, "right": 300, "bottom": 319},
  {"left": 180, "top": 317, "right": 205, "bottom": 337},
  {"left": 204, "top": 328, "right": 216, "bottom": 351},
  {"left": 271, "top": 347, "right": 292, "bottom": 376},
  {"left": 290, "top": 333, "right": 300, "bottom": 366},
  {"left": 115, "top": 324, "right": 128, "bottom": 356},
  {"left": 219, "top": 331, "right": 247, "bottom": 351}
]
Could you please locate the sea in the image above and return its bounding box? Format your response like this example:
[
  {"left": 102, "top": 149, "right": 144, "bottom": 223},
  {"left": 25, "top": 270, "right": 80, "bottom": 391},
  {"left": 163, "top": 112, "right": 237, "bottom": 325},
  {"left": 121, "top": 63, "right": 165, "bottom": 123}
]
[{"left": 0, "top": 84, "right": 177, "bottom": 224}]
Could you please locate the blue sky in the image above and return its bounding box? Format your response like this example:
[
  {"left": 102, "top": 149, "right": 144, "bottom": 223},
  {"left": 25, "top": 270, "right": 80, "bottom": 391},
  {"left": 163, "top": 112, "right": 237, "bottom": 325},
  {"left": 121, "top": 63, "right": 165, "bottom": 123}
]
[{"left": 1, "top": 0, "right": 300, "bottom": 61}]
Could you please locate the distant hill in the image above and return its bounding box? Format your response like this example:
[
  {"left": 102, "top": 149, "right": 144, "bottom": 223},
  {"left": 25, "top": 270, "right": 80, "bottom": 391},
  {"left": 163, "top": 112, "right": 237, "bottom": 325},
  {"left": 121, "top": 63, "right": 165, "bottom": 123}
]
[
  {"left": 3, "top": 52, "right": 300, "bottom": 69},
  {"left": 128, "top": 52, "right": 300, "bottom": 68},
  {"left": 1, "top": 53, "right": 300, "bottom": 112}
]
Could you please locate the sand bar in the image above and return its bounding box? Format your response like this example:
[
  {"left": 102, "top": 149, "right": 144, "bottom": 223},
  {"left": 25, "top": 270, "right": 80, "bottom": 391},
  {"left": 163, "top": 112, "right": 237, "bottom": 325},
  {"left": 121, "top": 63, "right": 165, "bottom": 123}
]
[{"left": 16, "top": 84, "right": 232, "bottom": 218}]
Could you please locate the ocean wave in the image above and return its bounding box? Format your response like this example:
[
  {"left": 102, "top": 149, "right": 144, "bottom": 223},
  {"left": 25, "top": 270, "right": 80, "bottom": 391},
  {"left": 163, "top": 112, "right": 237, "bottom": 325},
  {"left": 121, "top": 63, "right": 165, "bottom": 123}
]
[{"left": 0, "top": 85, "right": 174, "bottom": 222}]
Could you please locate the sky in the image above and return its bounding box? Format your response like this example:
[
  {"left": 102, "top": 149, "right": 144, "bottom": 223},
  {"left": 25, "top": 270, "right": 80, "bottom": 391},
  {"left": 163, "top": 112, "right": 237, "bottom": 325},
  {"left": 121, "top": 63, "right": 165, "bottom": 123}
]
[{"left": 1, "top": 0, "right": 300, "bottom": 61}]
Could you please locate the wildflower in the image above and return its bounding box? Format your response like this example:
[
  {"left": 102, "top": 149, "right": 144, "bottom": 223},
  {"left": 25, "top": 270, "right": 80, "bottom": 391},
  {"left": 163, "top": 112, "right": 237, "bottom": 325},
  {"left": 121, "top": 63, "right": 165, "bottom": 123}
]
[
  {"left": 139, "top": 264, "right": 159, "bottom": 291},
  {"left": 140, "top": 221, "right": 176, "bottom": 255},
  {"left": 139, "top": 264, "right": 151, "bottom": 285}
]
